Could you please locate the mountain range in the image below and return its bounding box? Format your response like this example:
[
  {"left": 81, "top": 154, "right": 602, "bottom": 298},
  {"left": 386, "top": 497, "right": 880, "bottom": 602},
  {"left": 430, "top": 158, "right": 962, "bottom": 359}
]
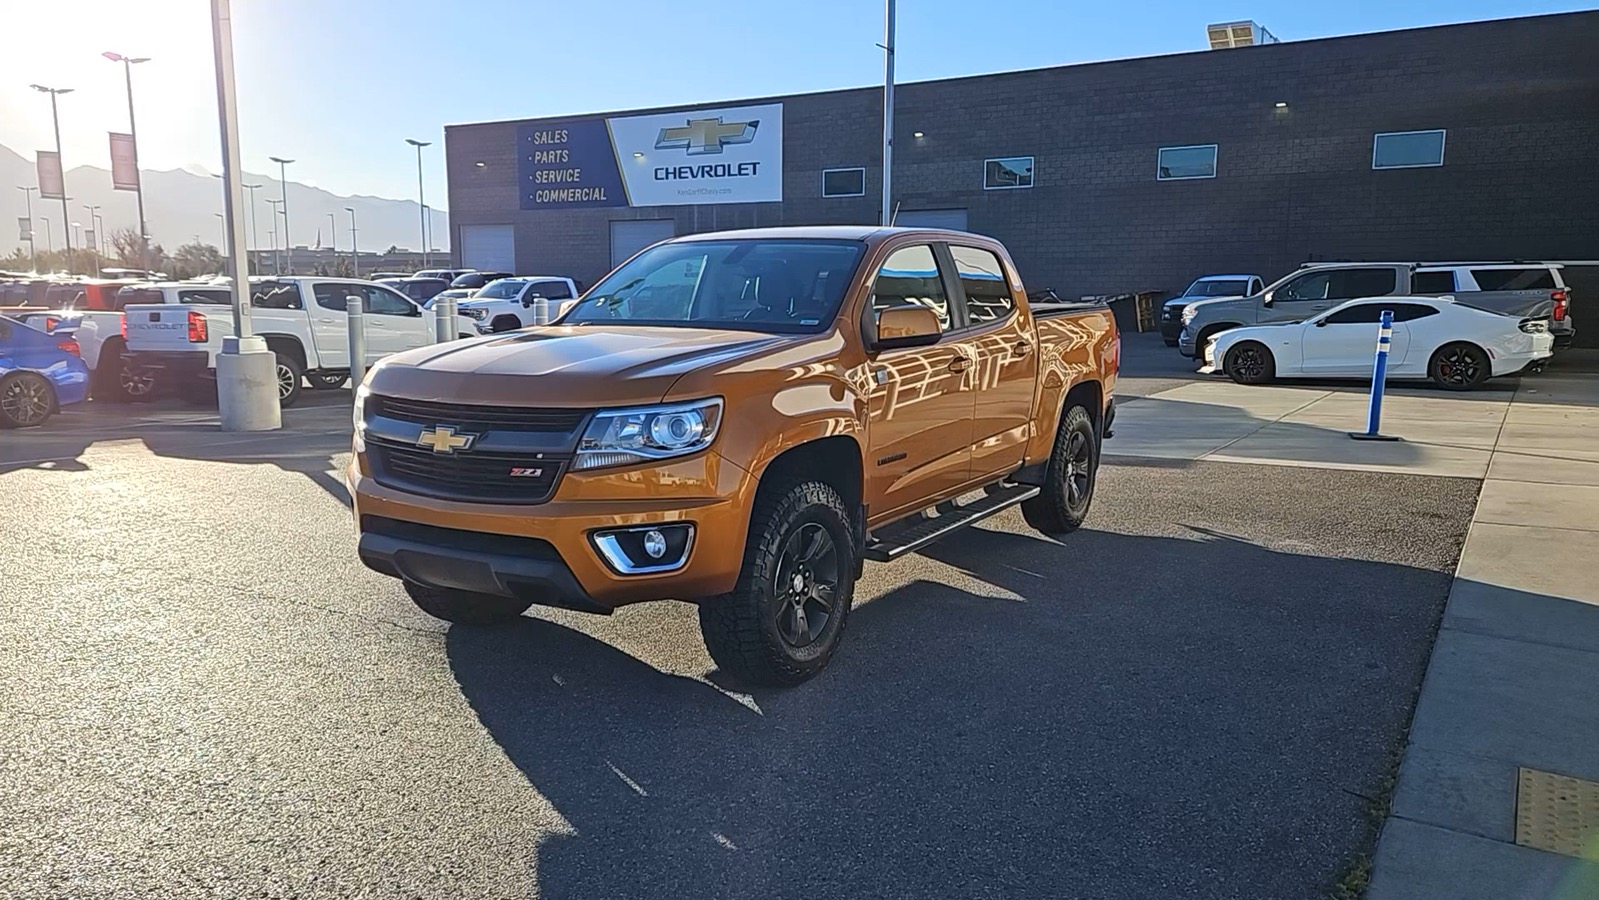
[{"left": 1, "top": 143, "right": 448, "bottom": 257}]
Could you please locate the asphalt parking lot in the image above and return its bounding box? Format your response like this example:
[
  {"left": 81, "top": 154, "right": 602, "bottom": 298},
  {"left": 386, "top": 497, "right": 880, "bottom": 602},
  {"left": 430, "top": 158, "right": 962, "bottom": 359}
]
[{"left": 0, "top": 340, "right": 1479, "bottom": 899}]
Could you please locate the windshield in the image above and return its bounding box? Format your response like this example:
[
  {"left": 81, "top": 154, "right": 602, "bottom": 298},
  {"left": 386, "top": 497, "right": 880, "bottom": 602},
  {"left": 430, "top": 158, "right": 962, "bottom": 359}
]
[
  {"left": 563, "top": 239, "right": 866, "bottom": 333},
  {"left": 474, "top": 279, "right": 527, "bottom": 300},
  {"left": 1184, "top": 279, "right": 1251, "bottom": 297}
]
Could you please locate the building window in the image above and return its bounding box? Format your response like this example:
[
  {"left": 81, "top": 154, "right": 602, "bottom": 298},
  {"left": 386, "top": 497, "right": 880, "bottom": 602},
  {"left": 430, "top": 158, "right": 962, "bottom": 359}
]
[
  {"left": 1372, "top": 130, "right": 1445, "bottom": 169},
  {"left": 983, "top": 157, "right": 1034, "bottom": 191},
  {"left": 821, "top": 167, "right": 866, "bottom": 198},
  {"left": 1157, "top": 144, "right": 1218, "bottom": 180}
]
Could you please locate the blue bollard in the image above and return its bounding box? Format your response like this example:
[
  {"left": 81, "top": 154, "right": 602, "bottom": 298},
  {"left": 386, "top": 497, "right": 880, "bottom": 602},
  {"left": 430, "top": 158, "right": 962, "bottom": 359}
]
[{"left": 1349, "top": 308, "right": 1401, "bottom": 441}]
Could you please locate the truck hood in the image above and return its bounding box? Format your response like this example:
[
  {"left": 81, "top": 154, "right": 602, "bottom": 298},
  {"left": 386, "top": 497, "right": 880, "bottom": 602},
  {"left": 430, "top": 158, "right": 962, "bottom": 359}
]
[
  {"left": 1178, "top": 295, "right": 1251, "bottom": 312},
  {"left": 365, "top": 325, "right": 792, "bottom": 407}
]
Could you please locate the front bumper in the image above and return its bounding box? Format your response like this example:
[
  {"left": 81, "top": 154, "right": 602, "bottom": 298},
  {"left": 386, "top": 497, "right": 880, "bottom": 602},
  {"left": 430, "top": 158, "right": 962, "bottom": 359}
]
[
  {"left": 1159, "top": 307, "right": 1185, "bottom": 342},
  {"left": 349, "top": 449, "right": 757, "bottom": 611},
  {"left": 1177, "top": 328, "right": 1198, "bottom": 358}
]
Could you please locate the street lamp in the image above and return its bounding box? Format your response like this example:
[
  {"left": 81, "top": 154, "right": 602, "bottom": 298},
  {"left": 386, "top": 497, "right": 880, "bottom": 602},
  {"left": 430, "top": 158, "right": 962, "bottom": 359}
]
[
  {"left": 242, "top": 183, "right": 261, "bottom": 272},
  {"left": 103, "top": 52, "right": 151, "bottom": 270},
  {"left": 83, "top": 204, "right": 102, "bottom": 276},
  {"left": 344, "top": 206, "right": 359, "bottom": 277},
  {"left": 326, "top": 211, "right": 337, "bottom": 260},
  {"left": 405, "top": 138, "right": 431, "bottom": 269},
  {"left": 268, "top": 156, "right": 294, "bottom": 272},
  {"left": 17, "top": 186, "right": 38, "bottom": 272},
  {"left": 30, "top": 84, "right": 75, "bottom": 259},
  {"left": 265, "top": 198, "right": 284, "bottom": 274},
  {"left": 40, "top": 216, "right": 52, "bottom": 255}
]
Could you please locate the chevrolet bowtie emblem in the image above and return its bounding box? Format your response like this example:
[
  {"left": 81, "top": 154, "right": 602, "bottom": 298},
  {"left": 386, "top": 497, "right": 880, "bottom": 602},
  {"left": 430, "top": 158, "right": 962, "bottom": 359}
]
[
  {"left": 654, "top": 117, "right": 759, "bottom": 156},
  {"left": 416, "top": 425, "right": 476, "bottom": 454}
]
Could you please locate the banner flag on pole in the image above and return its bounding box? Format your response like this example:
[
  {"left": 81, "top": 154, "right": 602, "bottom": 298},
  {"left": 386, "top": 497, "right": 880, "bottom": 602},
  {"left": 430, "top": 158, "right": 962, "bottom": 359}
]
[
  {"left": 37, "top": 151, "right": 65, "bottom": 199},
  {"left": 109, "top": 133, "right": 140, "bottom": 191}
]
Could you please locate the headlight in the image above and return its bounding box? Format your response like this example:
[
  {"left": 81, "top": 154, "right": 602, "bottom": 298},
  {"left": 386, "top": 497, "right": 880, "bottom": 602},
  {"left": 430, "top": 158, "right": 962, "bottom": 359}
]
[
  {"left": 1181, "top": 305, "right": 1198, "bottom": 325},
  {"left": 575, "top": 398, "right": 724, "bottom": 471},
  {"left": 462, "top": 306, "right": 487, "bottom": 320}
]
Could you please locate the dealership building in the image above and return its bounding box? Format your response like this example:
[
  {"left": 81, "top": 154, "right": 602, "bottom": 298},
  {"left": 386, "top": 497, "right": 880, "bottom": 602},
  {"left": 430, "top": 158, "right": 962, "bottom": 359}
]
[{"left": 444, "top": 10, "right": 1598, "bottom": 319}]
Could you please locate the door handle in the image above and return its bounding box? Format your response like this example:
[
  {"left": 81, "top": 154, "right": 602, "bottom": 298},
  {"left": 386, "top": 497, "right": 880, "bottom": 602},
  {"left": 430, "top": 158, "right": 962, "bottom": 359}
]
[
  {"left": 948, "top": 357, "right": 972, "bottom": 373},
  {"left": 1012, "top": 340, "right": 1032, "bottom": 358},
  {"left": 317, "top": 318, "right": 338, "bottom": 324}
]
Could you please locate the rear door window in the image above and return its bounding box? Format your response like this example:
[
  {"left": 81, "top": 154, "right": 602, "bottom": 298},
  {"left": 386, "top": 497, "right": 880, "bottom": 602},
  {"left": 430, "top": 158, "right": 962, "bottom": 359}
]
[
  {"left": 251, "top": 281, "right": 303, "bottom": 309},
  {"left": 949, "top": 245, "right": 1015, "bottom": 326},
  {"left": 1412, "top": 271, "right": 1456, "bottom": 293},
  {"left": 1326, "top": 268, "right": 1398, "bottom": 300},
  {"left": 1469, "top": 268, "right": 1556, "bottom": 291}
]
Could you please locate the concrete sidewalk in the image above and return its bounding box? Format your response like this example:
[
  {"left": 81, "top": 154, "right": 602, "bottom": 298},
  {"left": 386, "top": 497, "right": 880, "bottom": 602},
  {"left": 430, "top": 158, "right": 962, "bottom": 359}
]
[{"left": 1367, "top": 372, "right": 1599, "bottom": 897}]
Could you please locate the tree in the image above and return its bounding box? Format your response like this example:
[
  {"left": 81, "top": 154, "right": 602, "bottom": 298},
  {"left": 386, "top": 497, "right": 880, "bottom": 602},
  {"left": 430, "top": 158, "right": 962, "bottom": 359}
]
[
  {"left": 170, "top": 242, "right": 225, "bottom": 279},
  {"left": 108, "top": 227, "right": 150, "bottom": 268}
]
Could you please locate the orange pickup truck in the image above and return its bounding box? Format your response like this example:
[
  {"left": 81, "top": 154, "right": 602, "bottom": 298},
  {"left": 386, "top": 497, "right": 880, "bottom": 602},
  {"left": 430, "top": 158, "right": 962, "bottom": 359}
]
[{"left": 350, "top": 226, "right": 1119, "bottom": 684}]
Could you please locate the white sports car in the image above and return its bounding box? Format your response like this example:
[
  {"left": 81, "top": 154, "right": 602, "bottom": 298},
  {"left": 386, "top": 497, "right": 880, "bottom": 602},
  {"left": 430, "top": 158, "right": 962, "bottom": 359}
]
[{"left": 1201, "top": 296, "right": 1553, "bottom": 390}]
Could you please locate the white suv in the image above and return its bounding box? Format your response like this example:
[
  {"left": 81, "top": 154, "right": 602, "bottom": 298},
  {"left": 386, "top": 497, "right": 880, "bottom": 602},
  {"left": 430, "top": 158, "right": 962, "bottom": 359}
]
[{"left": 457, "top": 276, "right": 580, "bottom": 334}]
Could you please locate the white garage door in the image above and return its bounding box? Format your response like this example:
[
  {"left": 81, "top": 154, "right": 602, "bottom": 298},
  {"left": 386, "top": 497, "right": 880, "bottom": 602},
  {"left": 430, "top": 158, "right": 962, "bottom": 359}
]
[
  {"left": 895, "top": 209, "right": 969, "bottom": 231},
  {"left": 610, "top": 219, "right": 676, "bottom": 269},
  {"left": 460, "top": 225, "right": 515, "bottom": 272}
]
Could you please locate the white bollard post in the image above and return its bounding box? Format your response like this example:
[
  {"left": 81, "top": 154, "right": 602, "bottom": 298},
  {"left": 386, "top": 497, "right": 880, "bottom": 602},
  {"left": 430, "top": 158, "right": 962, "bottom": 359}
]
[
  {"left": 433, "top": 294, "right": 455, "bottom": 343},
  {"left": 346, "top": 295, "right": 366, "bottom": 387},
  {"left": 534, "top": 296, "right": 550, "bottom": 326}
]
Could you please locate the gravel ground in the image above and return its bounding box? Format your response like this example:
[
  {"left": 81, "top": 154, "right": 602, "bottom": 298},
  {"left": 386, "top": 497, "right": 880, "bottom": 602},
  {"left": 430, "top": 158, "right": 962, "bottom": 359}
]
[{"left": 0, "top": 395, "right": 1476, "bottom": 899}]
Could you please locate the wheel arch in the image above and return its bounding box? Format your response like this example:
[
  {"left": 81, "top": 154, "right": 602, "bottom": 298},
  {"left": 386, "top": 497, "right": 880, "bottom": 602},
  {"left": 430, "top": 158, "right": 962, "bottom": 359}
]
[{"left": 258, "top": 333, "right": 307, "bottom": 370}]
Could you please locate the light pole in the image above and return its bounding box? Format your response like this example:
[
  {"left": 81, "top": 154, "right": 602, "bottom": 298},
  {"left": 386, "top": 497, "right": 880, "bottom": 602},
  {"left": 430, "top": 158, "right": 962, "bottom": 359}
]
[
  {"left": 268, "top": 156, "right": 293, "bottom": 272},
  {"left": 41, "top": 216, "right": 52, "bottom": 254},
  {"left": 215, "top": 212, "right": 227, "bottom": 250},
  {"left": 17, "top": 186, "right": 38, "bottom": 272},
  {"left": 326, "top": 211, "right": 337, "bottom": 261},
  {"left": 73, "top": 222, "right": 83, "bottom": 248},
  {"left": 344, "top": 206, "right": 358, "bottom": 277},
  {"left": 103, "top": 52, "right": 151, "bottom": 270},
  {"left": 30, "top": 84, "right": 74, "bottom": 258},
  {"left": 880, "top": 0, "right": 896, "bottom": 226},
  {"left": 265, "top": 198, "right": 283, "bottom": 273},
  {"left": 405, "top": 138, "right": 431, "bottom": 269},
  {"left": 83, "top": 204, "right": 102, "bottom": 276},
  {"left": 242, "top": 183, "right": 261, "bottom": 272}
]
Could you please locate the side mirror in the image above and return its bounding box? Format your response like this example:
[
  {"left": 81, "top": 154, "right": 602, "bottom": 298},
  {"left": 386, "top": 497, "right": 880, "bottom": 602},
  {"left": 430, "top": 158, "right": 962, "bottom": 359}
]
[
  {"left": 1261, "top": 292, "right": 1274, "bottom": 307},
  {"left": 1314, "top": 319, "right": 1328, "bottom": 327},
  {"left": 522, "top": 292, "right": 542, "bottom": 307},
  {"left": 873, "top": 306, "right": 942, "bottom": 351}
]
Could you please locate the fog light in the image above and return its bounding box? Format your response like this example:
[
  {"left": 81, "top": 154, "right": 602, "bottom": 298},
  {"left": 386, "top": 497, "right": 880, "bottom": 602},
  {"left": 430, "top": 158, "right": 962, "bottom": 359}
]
[
  {"left": 643, "top": 529, "right": 667, "bottom": 559},
  {"left": 591, "top": 523, "right": 694, "bottom": 574}
]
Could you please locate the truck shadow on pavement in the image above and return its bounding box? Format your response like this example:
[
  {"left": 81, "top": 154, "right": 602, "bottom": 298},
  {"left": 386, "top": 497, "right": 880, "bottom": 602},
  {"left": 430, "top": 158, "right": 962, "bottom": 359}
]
[{"left": 446, "top": 524, "right": 1462, "bottom": 900}]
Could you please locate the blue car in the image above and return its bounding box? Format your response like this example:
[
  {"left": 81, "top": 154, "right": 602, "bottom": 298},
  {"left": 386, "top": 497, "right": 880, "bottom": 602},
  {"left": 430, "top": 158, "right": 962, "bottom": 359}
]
[{"left": 0, "top": 315, "right": 91, "bottom": 428}]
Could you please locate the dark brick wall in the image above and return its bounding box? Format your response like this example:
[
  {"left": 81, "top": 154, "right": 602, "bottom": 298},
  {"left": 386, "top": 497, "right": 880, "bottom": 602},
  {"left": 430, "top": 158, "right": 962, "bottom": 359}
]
[{"left": 446, "top": 11, "right": 1599, "bottom": 314}]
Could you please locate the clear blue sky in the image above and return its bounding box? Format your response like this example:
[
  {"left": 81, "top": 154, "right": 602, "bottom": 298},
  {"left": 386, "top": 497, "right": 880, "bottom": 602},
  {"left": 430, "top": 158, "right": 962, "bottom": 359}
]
[{"left": 1, "top": 0, "right": 1588, "bottom": 208}]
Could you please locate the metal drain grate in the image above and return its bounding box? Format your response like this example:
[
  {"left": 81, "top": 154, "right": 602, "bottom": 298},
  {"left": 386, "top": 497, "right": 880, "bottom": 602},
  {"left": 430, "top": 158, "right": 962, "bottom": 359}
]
[{"left": 1515, "top": 767, "right": 1599, "bottom": 859}]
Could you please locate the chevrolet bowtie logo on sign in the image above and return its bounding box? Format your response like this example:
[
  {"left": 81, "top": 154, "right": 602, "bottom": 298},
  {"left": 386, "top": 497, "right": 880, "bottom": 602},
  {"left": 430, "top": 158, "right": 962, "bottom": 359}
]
[
  {"left": 655, "top": 117, "right": 759, "bottom": 156},
  {"left": 415, "top": 425, "right": 476, "bottom": 454}
]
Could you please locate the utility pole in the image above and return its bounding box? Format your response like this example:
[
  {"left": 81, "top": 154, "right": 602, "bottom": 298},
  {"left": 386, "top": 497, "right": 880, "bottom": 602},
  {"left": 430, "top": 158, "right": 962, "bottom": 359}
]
[
  {"left": 103, "top": 52, "right": 152, "bottom": 270},
  {"left": 880, "top": 0, "right": 895, "bottom": 226},
  {"left": 30, "top": 84, "right": 75, "bottom": 257},
  {"left": 17, "top": 186, "right": 38, "bottom": 272},
  {"left": 344, "top": 206, "right": 359, "bottom": 277},
  {"left": 406, "top": 138, "right": 431, "bottom": 269}
]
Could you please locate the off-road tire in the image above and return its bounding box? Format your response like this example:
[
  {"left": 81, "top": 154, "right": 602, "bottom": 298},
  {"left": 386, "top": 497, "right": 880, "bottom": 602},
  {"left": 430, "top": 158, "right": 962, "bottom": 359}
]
[
  {"left": 1224, "top": 340, "right": 1276, "bottom": 385},
  {"left": 96, "top": 341, "right": 157, "bottom": 403},
  {"left": 404, "top": 582, "right": 533, "bottom": 626},
  {"left": 698, "top": 479, "right": 856, "bottom": 687},
  {"left": 1021, "top": 404, "right": 1098, "bottom": 536}
]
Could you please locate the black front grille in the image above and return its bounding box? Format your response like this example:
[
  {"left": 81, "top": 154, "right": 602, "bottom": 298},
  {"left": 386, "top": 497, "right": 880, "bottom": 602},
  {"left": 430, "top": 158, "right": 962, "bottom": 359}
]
[
  {"left": 370, "top": 396, "right": 589, "bottom": 433},
  {"left": 361, "top": 515, "right": 560, "bottom": 560},
  {"left": 370, "top": 440, "right": 566, "bottom": 503}
]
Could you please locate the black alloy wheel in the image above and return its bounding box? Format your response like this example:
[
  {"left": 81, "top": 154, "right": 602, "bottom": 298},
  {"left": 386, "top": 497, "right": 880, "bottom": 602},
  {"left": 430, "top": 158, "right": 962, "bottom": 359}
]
[
  {"left": 1229, "top": 345, "right": 1268, "bottom": 380},
  {"left": 1063, "top": 429, "right": 1092, "bottom": 509},
  {"left": 772, "top": 522, "right": 840, "bottom": 649},
  {"left": 1432, "top": 343, "right": 1487, "bottom": 390}
]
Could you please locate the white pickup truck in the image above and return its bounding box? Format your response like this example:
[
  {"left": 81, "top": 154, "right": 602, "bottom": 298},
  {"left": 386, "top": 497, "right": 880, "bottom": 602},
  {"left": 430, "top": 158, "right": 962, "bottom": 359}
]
[
  {"left": 124, "top": 277, "right": 441, "bottom": 407},
  {"left": 456, "top": 276, "right": 580, "bottom": 334}
]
